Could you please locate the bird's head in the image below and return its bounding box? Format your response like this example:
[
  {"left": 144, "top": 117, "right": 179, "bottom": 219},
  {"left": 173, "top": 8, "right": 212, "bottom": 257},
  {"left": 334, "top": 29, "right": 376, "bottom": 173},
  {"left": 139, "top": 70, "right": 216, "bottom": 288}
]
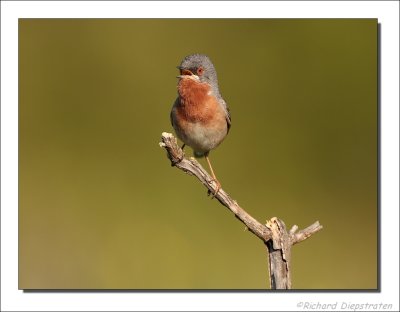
[{"left": 177, "top": 54, "right": 219, "bottom": 88}]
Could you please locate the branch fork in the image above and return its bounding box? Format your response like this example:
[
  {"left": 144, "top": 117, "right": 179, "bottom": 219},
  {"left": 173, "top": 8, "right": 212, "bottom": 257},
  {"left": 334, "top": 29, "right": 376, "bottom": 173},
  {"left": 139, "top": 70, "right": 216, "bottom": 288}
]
[{"left": 160, "top": 132, "right": 323, "bottom": 289}]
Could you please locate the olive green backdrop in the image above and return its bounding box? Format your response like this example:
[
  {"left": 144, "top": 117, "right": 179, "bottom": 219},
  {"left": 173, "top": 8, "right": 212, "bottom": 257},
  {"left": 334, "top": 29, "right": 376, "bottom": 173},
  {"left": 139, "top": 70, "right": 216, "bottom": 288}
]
[{"left": 19, "top": 19, "right": 377, "bottom": 289}]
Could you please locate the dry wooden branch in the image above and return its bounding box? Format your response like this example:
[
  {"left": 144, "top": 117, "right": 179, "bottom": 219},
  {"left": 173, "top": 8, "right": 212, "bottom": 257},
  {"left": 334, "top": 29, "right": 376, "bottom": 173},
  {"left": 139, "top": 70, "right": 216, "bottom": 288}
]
[{"left": 159, "top": 132, "right": 323, "bottom": 289}]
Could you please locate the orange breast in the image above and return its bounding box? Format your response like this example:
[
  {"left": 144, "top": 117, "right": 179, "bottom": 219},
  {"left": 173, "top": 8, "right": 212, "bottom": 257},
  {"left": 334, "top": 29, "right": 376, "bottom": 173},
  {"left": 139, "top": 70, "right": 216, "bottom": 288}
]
[
  {"left": 172, "top": 78, "right": 228, "bottom": 153},
  {"left": 176, "top": 78, "right": 221, "bottom": 125}
]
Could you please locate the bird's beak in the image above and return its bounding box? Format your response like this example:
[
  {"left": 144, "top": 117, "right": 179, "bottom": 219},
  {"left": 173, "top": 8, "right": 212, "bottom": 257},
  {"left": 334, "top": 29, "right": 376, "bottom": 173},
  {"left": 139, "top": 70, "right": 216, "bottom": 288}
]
[
  {"left": 176, "top": 68, "right": 200, "bottom": 81},
  {"left": 177, "top": 74, "right": 200, "bottom": 81},
  {"left": 178, "top": 69, "right": 194, "bottom": 76}
]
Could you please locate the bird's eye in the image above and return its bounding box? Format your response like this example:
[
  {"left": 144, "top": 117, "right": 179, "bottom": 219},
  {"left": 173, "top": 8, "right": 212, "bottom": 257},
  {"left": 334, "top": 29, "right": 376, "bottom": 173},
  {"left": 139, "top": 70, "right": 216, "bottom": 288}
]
[{"left": 197, "top": 67, "right": 204, "bottom": 76}]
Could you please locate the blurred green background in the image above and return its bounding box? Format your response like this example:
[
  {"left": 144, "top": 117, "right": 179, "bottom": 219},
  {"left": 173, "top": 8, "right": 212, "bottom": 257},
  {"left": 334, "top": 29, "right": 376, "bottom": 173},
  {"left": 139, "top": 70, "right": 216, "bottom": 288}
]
[{"left": 19, "top": 19, "right": 377, "bottom": 289}]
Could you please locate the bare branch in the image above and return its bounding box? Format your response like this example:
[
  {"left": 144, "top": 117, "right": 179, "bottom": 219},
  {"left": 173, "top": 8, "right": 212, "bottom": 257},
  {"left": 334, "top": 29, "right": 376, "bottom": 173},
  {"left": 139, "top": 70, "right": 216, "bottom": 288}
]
[
  {"left": 160, "top": 132, "right": 271, "bottom": 242},
  {"left": 292, "top": 221, "right": 323, "bottom": 245},
  {"left": 160, "top": 132, "right": 323, "bottom": 289}
]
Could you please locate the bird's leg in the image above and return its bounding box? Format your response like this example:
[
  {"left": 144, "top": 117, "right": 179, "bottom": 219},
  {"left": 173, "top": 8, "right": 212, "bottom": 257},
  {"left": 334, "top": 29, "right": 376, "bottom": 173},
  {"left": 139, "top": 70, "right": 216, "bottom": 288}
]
[{"left": 205, "top": 153, "right": 221, "bottom": 198}]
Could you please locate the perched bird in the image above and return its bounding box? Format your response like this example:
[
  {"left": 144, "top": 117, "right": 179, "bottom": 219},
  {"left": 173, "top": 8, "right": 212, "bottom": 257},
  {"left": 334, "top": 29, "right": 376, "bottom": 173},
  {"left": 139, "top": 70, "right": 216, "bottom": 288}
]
[{"left": 170, "top": 54, "right": 231, "bottom": 196}]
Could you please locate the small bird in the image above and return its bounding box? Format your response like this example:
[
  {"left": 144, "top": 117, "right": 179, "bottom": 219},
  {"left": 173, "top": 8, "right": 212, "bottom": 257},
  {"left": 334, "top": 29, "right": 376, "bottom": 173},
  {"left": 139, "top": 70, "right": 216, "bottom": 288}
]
[{"left": 170, "top": 54, "right": 231, "bottom": 196}]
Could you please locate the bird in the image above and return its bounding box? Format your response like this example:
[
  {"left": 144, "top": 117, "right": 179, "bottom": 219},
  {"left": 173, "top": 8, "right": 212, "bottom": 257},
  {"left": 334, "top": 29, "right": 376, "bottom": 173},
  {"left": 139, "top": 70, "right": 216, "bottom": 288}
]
[{"left": 170, "top": 54, "right": 231, "bottom": 196}]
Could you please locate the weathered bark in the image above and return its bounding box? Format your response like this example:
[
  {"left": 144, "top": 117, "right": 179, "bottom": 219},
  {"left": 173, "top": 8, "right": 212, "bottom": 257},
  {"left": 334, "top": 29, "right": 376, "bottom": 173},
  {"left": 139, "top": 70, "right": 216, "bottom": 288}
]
[{"left": 160, "top": 132, "right": 323, "bottom": 289}]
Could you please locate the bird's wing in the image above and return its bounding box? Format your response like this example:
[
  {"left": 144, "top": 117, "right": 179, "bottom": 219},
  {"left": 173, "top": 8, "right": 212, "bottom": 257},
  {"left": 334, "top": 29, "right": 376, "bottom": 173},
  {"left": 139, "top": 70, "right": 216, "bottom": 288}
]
[
  {"left": 170, "top": 97, "right": 179, "bottom": 127},
  {"left": 220, "top": 98, "right": 231, "bottom": 132}
]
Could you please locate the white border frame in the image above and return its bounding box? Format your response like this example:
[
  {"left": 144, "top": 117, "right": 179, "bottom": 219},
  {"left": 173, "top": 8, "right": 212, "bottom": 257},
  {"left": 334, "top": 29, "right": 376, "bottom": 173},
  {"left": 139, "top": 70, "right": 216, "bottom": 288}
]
[{"left": 1, "top": 1, "right": 399, "bottom": 311}]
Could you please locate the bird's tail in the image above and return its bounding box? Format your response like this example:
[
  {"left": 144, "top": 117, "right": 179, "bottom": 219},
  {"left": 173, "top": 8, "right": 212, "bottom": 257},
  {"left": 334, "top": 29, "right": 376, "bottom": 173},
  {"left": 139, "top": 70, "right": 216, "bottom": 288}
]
[{"left": 194, "top": 151, "right": 206, "bottom": 158}]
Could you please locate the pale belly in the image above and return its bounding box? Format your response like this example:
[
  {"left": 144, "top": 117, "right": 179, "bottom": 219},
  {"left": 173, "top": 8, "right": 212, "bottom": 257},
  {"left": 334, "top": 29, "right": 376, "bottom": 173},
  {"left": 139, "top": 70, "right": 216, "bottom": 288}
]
[{"left": 175, "top": 121, "right": 228, "bottom": 155}]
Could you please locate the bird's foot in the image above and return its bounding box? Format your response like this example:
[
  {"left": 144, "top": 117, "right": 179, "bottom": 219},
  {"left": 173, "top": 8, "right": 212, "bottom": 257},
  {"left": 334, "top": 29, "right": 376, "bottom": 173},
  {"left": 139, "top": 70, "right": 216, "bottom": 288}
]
[{"left": 207, "top": 178, "right": 221, "bottom": 199}]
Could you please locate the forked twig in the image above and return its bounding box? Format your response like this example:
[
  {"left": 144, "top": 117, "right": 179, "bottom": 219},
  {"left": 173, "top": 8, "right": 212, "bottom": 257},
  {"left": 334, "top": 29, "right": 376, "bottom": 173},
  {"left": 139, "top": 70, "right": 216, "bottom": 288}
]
[{"left": 160, "top": 132, "right": 323, "bottom": 289}]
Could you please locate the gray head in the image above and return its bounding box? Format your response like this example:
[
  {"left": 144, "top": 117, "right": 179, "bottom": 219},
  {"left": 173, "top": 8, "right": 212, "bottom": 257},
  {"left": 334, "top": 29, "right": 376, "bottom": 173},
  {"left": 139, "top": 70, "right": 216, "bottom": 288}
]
[{"left": 177, "top": 54, "right": 220, "bottom": 95}]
